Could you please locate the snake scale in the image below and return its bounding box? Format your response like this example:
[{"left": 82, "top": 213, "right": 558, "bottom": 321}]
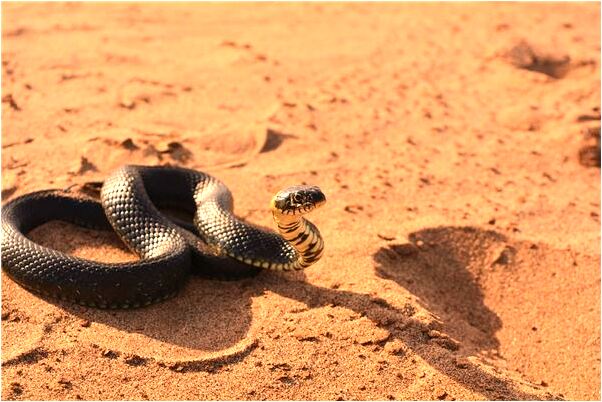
[{"left": 1, "top": 165, "right": 326, "bottom": 309}]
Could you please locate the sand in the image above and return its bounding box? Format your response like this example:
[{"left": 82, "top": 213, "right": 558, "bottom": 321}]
[{"left": 1, "top": 2, "right": 600, "bottom": 400}]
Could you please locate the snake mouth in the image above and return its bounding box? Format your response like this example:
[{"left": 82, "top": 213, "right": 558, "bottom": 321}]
[{"left": 271, "top": 185, "right": 326, "bottom": 216}]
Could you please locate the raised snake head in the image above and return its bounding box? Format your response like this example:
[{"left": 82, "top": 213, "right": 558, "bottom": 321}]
[{"left": 271, "top": 185, "right": 326, "bottom": 217}]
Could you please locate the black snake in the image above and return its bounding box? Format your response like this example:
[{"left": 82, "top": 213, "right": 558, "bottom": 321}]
[{"left": 1, "top": 165, "right": 326, "bottom": 309}]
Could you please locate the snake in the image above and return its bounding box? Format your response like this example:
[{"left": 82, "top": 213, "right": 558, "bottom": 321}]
[{"left": 1, "top": 165, "right": 326, "bottom": 309}]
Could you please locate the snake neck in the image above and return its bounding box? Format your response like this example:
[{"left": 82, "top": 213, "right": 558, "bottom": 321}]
[{"left": 273, "top": 213, "right": 324, "bottom": 269}]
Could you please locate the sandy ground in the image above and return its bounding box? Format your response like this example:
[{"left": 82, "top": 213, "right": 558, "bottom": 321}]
[{"left": 1, "top": 2, "right": 600, "bottom": 400}]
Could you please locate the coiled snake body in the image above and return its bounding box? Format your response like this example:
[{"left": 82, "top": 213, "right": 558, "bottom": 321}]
[{"left": 1, "top": 165, "right": 326, "bottom": 309}]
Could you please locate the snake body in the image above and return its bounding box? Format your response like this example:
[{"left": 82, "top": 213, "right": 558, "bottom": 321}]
[{"left": 1, "top": 165, "right": 326, "bottom": 308}]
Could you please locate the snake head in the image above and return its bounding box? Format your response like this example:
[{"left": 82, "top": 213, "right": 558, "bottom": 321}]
[{"left": 271, "top": 185, "right": 326, "bottom": 216}]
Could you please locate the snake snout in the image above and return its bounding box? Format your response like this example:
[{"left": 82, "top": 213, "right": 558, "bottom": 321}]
[{"left": 271, "top": 185, "right": 326, "bottom": 216}]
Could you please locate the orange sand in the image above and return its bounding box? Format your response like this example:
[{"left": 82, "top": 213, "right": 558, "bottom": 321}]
[{"left": 2, "top": 3, "right": 600, "bottom": 400}]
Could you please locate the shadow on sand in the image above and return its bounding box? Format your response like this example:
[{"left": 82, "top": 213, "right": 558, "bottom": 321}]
[{"left": 34, "top": 225, "right": 552, "bottom": 400}]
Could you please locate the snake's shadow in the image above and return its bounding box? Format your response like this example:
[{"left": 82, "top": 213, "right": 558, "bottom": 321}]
[
  {"left": 374, "top": 226, "right": 504, "bottom": 355},
  {"left": 33, "top": 223, "right": 547, "bottom": 399}
]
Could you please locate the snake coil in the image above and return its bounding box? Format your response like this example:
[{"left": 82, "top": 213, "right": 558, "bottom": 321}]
[{"left": 1, "top": 165, "right": 326, "bottom": 309}]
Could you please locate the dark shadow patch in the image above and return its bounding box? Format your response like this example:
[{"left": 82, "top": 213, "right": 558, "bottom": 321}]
[
  {"left": 2, "top": 347, "right": 49, "bottom": 366},
  {"left": 374, "top": 226, "right": 505, "bottom": 353},
  {"left": 124, "top": 354, "right": 148, "bottom": 366},
  {"left": 261, "top": 270, "right": 551, "bottom": 400},
  {"left": 2, "top": 94, "right": 21, "bottom": 111},
  {"left": 158, "top": 141, "right": 192, "bottom": 163},
  {"left": 167, "top": 340, "right": 258, "bottom": 373},
  {"left": 120, "top": 138, "right": 139, "bottom": 151},
  {"left": 506, "top": 40, "right": 571, "bottom": 79},
  {"left": 260, "top": 129, "right": 297, "bottom": 153},
  {"left": 1, "top": 186, "right": 17, "bottom": 200},
  {"left": 3, "top": 27, "right": 29, "bottom": 37},
  {"left": 7, "top": 221, "right": 554, "bottom": 399},
  {"left": 77, "top": 181, "right": 104, "bottom": 198},
  {"left": 579, "top": 126, "right": 600, "bottom": 168}
]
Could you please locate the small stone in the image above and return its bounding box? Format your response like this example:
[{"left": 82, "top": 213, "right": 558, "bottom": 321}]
[
  {"left": 492, "top": 246, "right": 515, "bottom": 266},
  {"left": 356, "top": 329, "right": 390, "bottom": 346},
  {"left": 384, "top": 340, "right": 407, "bottom": 356},
  {"left": 58, "top": 378, "right": 72, "bottom": 389},
  {"left": 79, "top": 320, "right": 91, "bottom": 328},
  {"left": 101, "top": 349, "right": 119, "bottom": 359},
  {"left": 433, "top": 337, "right": 460, "bottom": 351},
  {"left": 427, "top": 330, "right": 445, "bottom": 338},
  {"left": 454, "top": 357, "right": 469, "bottom": 369},
  {"left": 170, "top": 364, "right": 184, "bottom": 372},
  {"left": 119, "top": 98, "right": 136, "bottom": 109},
  {"left": 293, "top": 330, "right": 319, "bottom": 342}
]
